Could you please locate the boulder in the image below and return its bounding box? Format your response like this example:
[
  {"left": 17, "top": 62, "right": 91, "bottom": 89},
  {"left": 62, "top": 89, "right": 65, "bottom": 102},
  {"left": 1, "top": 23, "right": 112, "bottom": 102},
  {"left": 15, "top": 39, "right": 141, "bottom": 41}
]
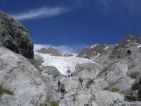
[
  {"left": 31, "top": 55, "right": 44, "bottom": 68},
  {"left": 99, "top": 60, "right": 134, "bottom": 91},
  {"left": 74, "top": 63, "right": 102, "bottom": 79},
  {"left": 40, "top": 66, "right": 62, "bottom": 80}
]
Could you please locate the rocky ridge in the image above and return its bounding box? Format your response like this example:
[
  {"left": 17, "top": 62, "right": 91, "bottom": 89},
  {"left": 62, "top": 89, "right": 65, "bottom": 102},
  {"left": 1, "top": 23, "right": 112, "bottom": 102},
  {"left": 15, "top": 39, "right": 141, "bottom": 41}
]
[{"left": 37, "top": 47, "right": 62, "bottom": 56}]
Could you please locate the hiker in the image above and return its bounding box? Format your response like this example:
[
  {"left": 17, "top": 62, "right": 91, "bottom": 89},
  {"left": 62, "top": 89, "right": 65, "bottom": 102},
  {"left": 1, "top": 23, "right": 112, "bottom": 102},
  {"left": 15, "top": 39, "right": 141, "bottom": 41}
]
[
  {"left": 127, "top": 50, "right": 131, "bottom": 55},
  {"left": 57, "top": 80, "right": 61, "bottom": 92},
  {"left": 104, "top": 72, "right": 108, "bottom": 80},
  {"left": 127, "top": 50, "right": 131, "bottom": 59},
  {"left": 71, "top": 73, "right": 73, "bottom": 77},
  {"left": 79, "top": 77, "right": 83, "bottom": 86},
  {"left": 60, "top": 83, "right": 65, "bottom": 99},
  {"left": 88, "top": 78, "right": 94, "bottom": 85},
  {"left": 67, "top": 69, "right": 71, "bottom": 77},
  {"left": 105, "top": 72, "right": 107, "bottom": 76}
]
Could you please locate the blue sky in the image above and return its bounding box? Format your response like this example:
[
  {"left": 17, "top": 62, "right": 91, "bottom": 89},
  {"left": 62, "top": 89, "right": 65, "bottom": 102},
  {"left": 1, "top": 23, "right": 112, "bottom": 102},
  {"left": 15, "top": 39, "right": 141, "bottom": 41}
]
[{"left": 0, "top": 0, "right": 141, "bottom": 52}]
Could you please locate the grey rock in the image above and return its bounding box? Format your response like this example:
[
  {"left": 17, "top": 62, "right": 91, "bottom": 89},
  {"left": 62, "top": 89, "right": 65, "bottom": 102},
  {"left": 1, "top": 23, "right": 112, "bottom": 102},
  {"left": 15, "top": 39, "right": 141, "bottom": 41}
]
[
  {"left": 30, "top": 55, "right": 44, "bottom": 68},
  {"left": 40, "top": 66, "right": 62, "bottom": 81},
  {"left": 63, "top": 53, "right": 73, "bottom": 57},
  {"left": 74, "top": 63, "right": 103, "bottom": 79},
  {"left": 99, "top": 60, "right": 134, "bottom": 91},
  {"left": 0, "top": 47, "right": 48, "bottom": 106}
]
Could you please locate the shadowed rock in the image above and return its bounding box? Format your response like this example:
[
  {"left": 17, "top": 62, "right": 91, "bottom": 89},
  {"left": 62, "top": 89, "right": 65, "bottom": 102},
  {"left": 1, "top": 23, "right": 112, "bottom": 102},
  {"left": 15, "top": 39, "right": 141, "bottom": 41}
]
[{"left": 0, "top": 11, "right": 33, "bottom": 59}]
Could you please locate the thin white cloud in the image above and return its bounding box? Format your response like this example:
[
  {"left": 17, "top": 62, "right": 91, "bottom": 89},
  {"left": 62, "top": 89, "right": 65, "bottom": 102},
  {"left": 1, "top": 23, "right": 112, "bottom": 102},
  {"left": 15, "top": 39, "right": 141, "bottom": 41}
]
[{"left": 11, "top": 6, "right": 69, "bottom": 21}]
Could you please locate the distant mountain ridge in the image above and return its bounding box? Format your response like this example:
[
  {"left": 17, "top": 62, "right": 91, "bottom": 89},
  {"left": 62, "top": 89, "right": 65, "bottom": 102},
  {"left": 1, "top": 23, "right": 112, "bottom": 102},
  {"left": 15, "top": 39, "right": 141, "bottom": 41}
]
[
  {"left": 78, "top": 34, "right": 141, "bottom": 59},
  {"left": 78, "top": 44, "right": 113, "bottom": 59},
  {"left": 37, "top": 47, "right": 62, "bottom": 56}
]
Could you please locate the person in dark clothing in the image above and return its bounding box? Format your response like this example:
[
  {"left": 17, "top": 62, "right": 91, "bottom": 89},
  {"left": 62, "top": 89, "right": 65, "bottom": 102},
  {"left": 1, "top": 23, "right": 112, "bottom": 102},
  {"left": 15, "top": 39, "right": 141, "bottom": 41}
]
[
  {"left": 67, "top": 69, "right": 71, "bottom": 77},
  {"left": 127, "top": 50, "right": 131, "bottom": 55},
  {"left": 127, "top": 50, "right": 132, "bottom": 60},
  {"left": 57, "top": 80, "right": 61, "bottom": 92},
  {"left": 60, "top": 83, "right": 65, "bottom": 99},
  {"left": 79, "top": 77, "right": 83, "bottom": 86},
  {"left": 88, "top": 78, "right": 94, "bottom": 84},
  {"left": 71, "top": 73, "right": 73, "bottom": 77}
]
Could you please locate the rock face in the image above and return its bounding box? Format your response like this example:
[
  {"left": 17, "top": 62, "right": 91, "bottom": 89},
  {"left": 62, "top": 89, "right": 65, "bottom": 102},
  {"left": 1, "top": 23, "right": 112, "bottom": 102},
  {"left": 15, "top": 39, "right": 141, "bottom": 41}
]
[
  {"left": 98, "top": 60, "right": 134, "bottom": 91},
  {"left": 110, "top": 35, "right": 141, "bottom": 59},
  {"left": 40, "top": 66, "right": 62, "bottom": 81},
  {"left": 37, "top": 47, "right": 62, "bottom": 56},
  {"left": 78, "top": 44, "right": 113, "bottom": 59},
  {"left": 78, "top": 44, "right": 114, "bottom": 67},
  {"left": 74, "top": 63, "right": 103, "bottom": 79},
  {"left": 0, "top": 11, "right": 33, "bottom": 59},
  {"left": 0, "top": 47, "right": 47, "bottom": 106},
  {"left": 0, "top": 47, "right": 62, "bottom": 106},
  {"left": 31, "top": 55, "right": 44, "bottom": 68},
  {"left": 58, "top": 61, "right": 127, "bottom": 106}
]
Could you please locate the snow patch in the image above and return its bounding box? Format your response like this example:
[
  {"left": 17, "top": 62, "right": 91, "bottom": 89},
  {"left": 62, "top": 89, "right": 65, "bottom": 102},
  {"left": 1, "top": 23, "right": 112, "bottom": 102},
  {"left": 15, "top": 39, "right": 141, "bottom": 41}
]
[
  {"left": 115, "top": 44, "right": 118, "bottom": 46},
  {"left": 35, "top": 52, "right": 96, "bottom": 75},
  {"left": 127, "top": 40, "right": 130, "bottom": 42},
  {"left": 104, "top": 47, "right": 109, "bottom": 50},
  {"left": 137, "top": 44, "right": 141, "bottom": 48},
  {"left": 90, "top": 44, "right": 97, "bottom": 49},
  {"left": 96, "top": 53, "right": 101, "bottom": 58}
]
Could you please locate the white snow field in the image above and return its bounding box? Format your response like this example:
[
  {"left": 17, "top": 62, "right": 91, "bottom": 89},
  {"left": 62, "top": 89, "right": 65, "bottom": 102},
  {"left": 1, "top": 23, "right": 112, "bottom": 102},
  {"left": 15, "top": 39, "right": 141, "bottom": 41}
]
[{"left": 35, "top": 52, "right": 96, "bottom": 75}]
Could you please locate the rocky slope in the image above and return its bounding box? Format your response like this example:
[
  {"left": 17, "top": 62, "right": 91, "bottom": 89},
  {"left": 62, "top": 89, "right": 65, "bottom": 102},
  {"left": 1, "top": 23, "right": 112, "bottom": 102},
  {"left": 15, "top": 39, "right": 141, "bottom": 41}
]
[
  {"left": 0, "top": 11, "right": 33, "bottom": 59},
  {"left": 75, "top": 34, "right": 141, "bottom": 105},
  {"left": 34, "top": 34, "right": 141, "bottom": 106},
  {"left": 1, "top": 11, "right": 141, "bottom": 106},
  {"left": 0, "top": 47, "right": 68, "bottom": 106},
  {"left": 0, "top": 47, "right": 48, "bottom": 106}
]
